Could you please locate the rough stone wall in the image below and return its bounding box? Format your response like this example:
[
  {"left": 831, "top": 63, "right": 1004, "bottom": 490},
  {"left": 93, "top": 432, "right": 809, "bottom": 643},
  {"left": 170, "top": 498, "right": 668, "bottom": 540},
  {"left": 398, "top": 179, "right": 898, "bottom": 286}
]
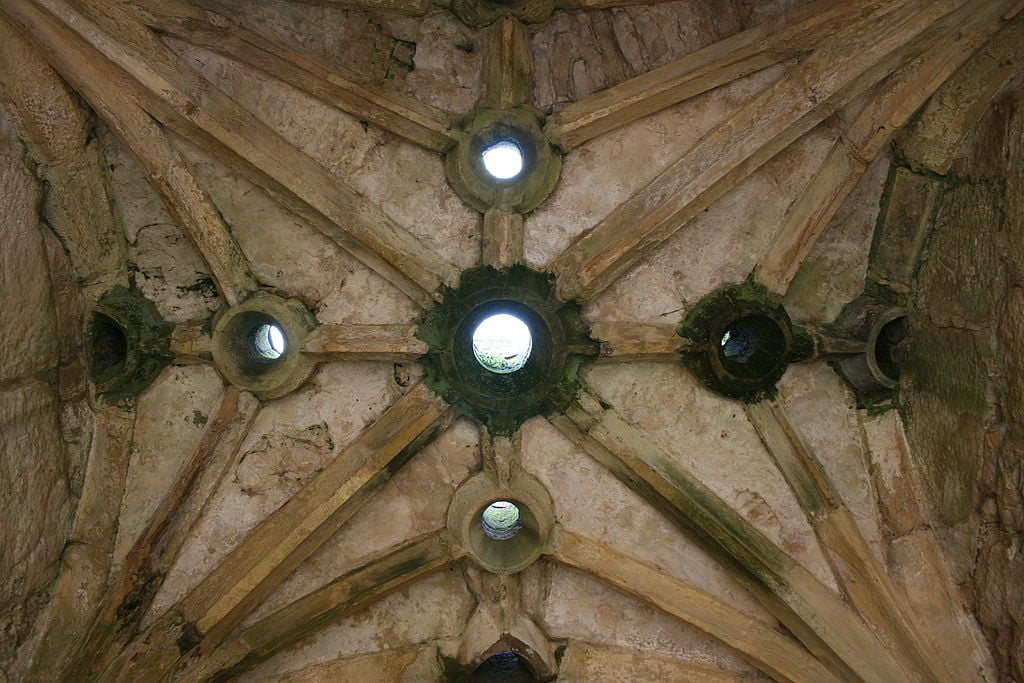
[
  {"left": 0, "top": 111, "right": 79, "bottom": 673},
  {"left": 903, "top": 89, "right": 1024, "bottom": 680}
]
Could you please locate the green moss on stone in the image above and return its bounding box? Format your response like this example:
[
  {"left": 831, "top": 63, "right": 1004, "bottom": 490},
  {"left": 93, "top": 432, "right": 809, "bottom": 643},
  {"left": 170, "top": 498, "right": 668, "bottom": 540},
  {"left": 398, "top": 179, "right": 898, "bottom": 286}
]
[{"left": 417, "top": 265, "right": 597, "bottom": 434}]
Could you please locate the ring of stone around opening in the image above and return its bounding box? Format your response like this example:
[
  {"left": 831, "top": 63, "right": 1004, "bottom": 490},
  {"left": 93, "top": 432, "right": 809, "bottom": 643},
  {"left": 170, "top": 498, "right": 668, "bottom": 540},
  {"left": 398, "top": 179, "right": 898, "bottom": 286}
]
[{"left": 211, "top": 293, "right": 318, "bottom": 400}]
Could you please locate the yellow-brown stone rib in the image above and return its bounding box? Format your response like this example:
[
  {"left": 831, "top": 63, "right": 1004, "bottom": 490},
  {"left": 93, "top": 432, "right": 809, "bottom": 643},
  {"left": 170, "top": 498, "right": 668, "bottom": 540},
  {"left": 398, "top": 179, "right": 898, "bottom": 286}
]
[
  {"left": 744, "top": 399, "right": 953, "bottom": 682},
  {"left": 755, "top": 0, "right": 1024, "bottom": 296},
  {"left": 544, "top": 0, "right": 871, "bottom": 151},
  {"left": 134, "top": 0, "right": 456, "bottom": 152},
  {"left": 550, "top": 527, "right": 840, "bottom": 683},
  {"left": 550, "top": 0, "right": 985, "bottom": 304},
  {"left": 302, "top": 323, "right": 428, "bottom": 363},
  {"left": 98, "top": 382, "right": 451, "bottom": 681},
  {"left": 589, "top": 322, "right": 687, "bottom": 363},
  {"left": 548, "top": 384, "right": 922, "bottom": 681},
  {"left": 65, "top": 388, "right": 261, "bottom": 679},
  {"left": 168, "top": 532, "right": 458, "bottom": 681},
  {"left": 482, "top": 16, "right": 533, "bottom": 110},
  {"left": 2, "top": 0, "right": 459, "bottom": 309}
]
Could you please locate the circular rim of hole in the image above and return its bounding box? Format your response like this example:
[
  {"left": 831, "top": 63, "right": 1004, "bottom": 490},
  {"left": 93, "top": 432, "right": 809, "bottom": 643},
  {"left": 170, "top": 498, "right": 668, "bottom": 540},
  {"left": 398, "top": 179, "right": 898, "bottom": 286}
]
[{"left": 472, "top": 313, "right": 533, "bottom": 374}]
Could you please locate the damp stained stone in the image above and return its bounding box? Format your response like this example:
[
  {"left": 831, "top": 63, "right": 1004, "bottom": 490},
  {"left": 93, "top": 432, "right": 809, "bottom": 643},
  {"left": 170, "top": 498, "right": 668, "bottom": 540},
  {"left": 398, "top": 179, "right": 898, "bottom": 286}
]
[
  {"left": 416, "top": 265, "right": 598, "bottom": 434},
  {"left": 678, "top": 281, "right": 811, "bottom": 403},
  {"left": 88, "top": 286, "right": 173, "bottom": 401}
]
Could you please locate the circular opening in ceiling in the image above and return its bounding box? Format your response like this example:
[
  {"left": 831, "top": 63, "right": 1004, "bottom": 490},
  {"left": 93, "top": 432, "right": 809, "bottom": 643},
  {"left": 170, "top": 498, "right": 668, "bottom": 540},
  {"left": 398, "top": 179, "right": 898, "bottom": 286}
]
[
  {"left": 873, "top": 314, "right": 907, "bottom": 382},
  {"left": 470, "top": 651, "right": 537, "bottom": 682},
  {"left": 472, "top": 313, "right": 532, "bottom": 374},
  {"left": 481, "top": 500, "right": 521, "bottom": 540},
  {"left": 717, "top": 315, "right": 788, "bottom": 380},
  {"left": 91, "top": 312, "right": 128, "bottom": 372},
  {"left": 248, "top": 320, "right": 287, "bottom": 362},
  {"left": 481, "top": 139, "right": 524, "bottom": 180}
]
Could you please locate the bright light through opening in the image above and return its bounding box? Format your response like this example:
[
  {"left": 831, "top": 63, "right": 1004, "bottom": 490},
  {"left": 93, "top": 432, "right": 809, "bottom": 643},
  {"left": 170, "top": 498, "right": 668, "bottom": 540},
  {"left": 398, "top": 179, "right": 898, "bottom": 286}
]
[
  {"left": 472, "top": 313, "right": 532, "bottom": 374},
  {"left": 481, "top": 500, "right": 521, "bottom": 540},
  {"left": 251, "top": 322, "right": 287, "bottom": 361},
  {"left": 481, "top": 140, "right": 524, "bottom": 180}
]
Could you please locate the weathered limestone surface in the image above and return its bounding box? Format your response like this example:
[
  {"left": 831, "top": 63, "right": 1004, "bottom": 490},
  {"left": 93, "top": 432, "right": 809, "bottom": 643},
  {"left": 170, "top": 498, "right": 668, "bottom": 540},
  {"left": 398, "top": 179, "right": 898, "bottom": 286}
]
[
  {"left": 3, "top": 0, "right": 1019, "bottom": 679},
  {"left": 265, "top": 645, "right": 443, "bottom": 682},
  {"left": 526, "top": 66, "right": 787, "bottom": 276},
  {"left": 0, "top": 127, "right": 73, "bottom": 673},
  {"left": 541, "top": 565, "right": 758, "bottom": 675},
  {"left": 103, "top": 131, "right": 223, "bottom": 324},
  {"left": 241, "top": 418, "right": 478, "bottom": 623},
  {"left": 559, "top": 640, "right": 759, "bottom": 681},
  {"left": 166, "top": 39, "right": 480, "bottom": 272},
  {"left": 235, "top": 570, "right": 474, "bottom": 680},
  {"left": 147, "top": 362, "right": 420, "bottom": 623},
  {"left": 784, "top": 150, "right": 891, "bottom": 323},
  {"left": 531, "top": 1, "right": 744, "bottom": 114},
  {"left": 581, "top": 363, "right": 839, "bottom": 591},
  {"left": 111, "top": 365, "right": 226, "bottom": 573},
  {"left": 521, "top": 416, "right": 774, "bottom": 622},
  {"left": 902, "top": 89, "right": 1024, "bottom": 680}
]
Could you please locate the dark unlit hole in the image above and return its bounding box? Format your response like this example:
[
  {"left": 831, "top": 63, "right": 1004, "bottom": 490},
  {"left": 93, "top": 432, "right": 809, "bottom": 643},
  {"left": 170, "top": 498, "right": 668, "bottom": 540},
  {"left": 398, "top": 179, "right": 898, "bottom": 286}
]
[
  {"left": 874, "top": 316, "right": 907, "bottom": 382},
  {"left": 92, "top": 313, "right": 128, "bottom": 371},
  {"left": 470, "top": 652, "right": 536, "bottom": 682},
  {"left": 717, "top": 315, "right": 787, "bottom": 379}
]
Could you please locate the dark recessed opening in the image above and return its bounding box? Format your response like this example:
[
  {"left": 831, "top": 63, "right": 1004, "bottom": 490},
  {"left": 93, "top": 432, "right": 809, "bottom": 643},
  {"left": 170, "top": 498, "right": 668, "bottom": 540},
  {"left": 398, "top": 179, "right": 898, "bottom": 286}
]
[
  {"left": 717, "top": 315, "right": 788, "bottom": 380},
  {"left": 874, "top": 315, "right": 907, "bottom": 382},
  {"left": 91, "top": 312, "right": 128, "bottom": 372},
  {"left": 469, "top": 652, "right": 537, "bottom": 682}
]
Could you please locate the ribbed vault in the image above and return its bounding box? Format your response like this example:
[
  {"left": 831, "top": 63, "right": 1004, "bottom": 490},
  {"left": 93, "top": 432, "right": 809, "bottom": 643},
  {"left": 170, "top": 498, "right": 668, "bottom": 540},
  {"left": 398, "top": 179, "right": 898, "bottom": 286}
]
[{"left": 0, "top": 0, "right": 1022, "bottom": 680}]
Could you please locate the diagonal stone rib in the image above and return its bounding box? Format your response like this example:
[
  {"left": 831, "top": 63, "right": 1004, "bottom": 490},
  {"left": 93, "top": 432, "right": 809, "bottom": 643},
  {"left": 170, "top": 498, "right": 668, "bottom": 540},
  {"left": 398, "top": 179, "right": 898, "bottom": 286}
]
[
  {"left": 5, "top": 0, "right": 458, "bottom": 308},
  {"left": 0, "top": 0, "right": 261, "bottom": 305},
  {"left": 550, "top": 527, "right": 840, "bottom": 683},
  {"left": 17, "top": 407, "right": 135, "bottom": 680},
  {"left": 744, "top": 399, "right": 952, "bottom": 682},
  {"left": 167, "top": 532, "right": 458, "bottom": 681},
  {"left": 589, "top": 322, "right": 687, "bottom": 363},
  {"left": 550, "top": 0, "right": 981, "bottom": 304},
  {"left": 65, "top": 388, "right": 261, "bottom": 679},
  {"left": 548, "top": 383, "right": 922, "bottom": 681},
  {"left": 544, "top": 0, "right": 878, "bottom": 151},
  {"left": 98, "top": 382, "right": 451, "bottom": 681},
  {"left": 482, "top": 16, "right": 533, "bottom": 110},
  {"left": 132, "top": 0, "right": 456, "bottom": 152},
  {"left": 302, "top": 323, "right": 427, "bottom": 362},
  {"left": 755, "top": 0, "right": 1023, "bottom": 296}
]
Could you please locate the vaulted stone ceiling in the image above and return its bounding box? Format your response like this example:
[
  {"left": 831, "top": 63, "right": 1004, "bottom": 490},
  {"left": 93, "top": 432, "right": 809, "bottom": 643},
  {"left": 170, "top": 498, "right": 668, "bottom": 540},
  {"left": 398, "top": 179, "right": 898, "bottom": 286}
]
[{"left": 0, "top": 0, "right": 1022, "bottom": 681}]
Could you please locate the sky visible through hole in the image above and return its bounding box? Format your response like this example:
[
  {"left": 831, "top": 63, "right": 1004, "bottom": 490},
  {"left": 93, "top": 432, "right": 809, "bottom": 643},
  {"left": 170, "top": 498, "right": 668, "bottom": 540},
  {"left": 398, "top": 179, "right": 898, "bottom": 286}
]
[
  {"left": 482, "top": 140, "right": 524, "bottom": 179},
  {"left": 472, "top": 313, "right": 532, "bottom": 373},
  {"left": 253, "top": 322, "right": 287, "bottom": 360}
]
